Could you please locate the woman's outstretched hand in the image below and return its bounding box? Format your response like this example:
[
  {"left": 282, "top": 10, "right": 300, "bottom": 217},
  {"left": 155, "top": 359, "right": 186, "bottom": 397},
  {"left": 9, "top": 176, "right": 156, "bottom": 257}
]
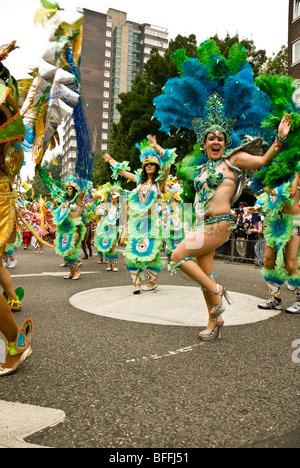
[{"left": 278, "top": 113, "right": 292, "bottom": 139}]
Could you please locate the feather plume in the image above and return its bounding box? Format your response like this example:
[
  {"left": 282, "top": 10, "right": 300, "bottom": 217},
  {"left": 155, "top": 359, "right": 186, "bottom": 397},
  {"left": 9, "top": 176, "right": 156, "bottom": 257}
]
[
  {"left": 197, "top": 40, "right": 221, "bottom": 65},
  {"left": 227, "top": 43, "right": 247, "bottom": 74},
  {"left": 171, "top": 49, "right": 190, "bottom": 74}
]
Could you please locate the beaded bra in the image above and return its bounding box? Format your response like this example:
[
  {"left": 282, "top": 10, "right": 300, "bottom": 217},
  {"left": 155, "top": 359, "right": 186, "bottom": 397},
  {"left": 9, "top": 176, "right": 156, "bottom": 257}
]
[{"left": 194, "top": 157, "right": 242, "bottom": 219}]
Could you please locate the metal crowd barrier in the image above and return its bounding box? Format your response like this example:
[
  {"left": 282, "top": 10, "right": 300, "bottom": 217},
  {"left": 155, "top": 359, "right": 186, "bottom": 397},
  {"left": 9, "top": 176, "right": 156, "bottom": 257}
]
[{"left": 215, "top": 234, "right": 266, "bottom": 265}]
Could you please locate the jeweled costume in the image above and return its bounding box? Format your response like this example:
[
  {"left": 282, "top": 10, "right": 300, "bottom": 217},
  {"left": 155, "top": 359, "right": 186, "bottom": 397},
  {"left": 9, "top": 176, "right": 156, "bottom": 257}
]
[
  {"left": 0, "top": 42, "right": 33, "bottom": 374},
  {"left": 51, "top": 173, "right": 88, "bottom": 274},
  {"left": 255, "top": 177, "right": 300, "bottom": 311},
  {"left": 153, "top": 41, "right": 271, "bottom": 269},
  {"left": 94, "top": 184, "right": 122, "bottom": 271},
  {"left": 153, "top": 40, "right": 300, "bottom": 274},
  {"left": 160, "top": 179, "right": 185, "bottom": 264},
  {"left": 0, "top": 47, "right": 26, "bottom": 255},
  {"left": 109, "top": 139, "right": 177, "bottom": 290},
  {"left": 0, "top": 42, "right": 27, "bottom": 311}
]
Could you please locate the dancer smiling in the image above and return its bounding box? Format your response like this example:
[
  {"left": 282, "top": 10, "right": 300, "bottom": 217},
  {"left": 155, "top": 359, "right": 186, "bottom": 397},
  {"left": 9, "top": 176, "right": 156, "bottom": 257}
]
[
  {"left": 153, "top": 39, "right": 296, "bottom": 340},
  {"left": 104, "top": 135, "right": 177, "bottom": 293}
]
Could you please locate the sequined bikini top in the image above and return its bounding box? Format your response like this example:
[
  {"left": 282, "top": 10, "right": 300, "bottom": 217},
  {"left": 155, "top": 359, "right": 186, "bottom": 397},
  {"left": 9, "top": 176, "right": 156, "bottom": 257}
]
[
  {"left": 194, "top": 158, "right": 242, "bottom": 215},
  {"left": 194, "top": 159, "right": 226, "bottom": 193}
]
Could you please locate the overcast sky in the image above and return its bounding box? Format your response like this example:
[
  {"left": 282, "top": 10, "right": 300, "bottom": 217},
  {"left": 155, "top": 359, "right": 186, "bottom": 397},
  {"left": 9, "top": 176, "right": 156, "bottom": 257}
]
[{"left": 1, "top": 0, "right": 289, "bottom": 80}]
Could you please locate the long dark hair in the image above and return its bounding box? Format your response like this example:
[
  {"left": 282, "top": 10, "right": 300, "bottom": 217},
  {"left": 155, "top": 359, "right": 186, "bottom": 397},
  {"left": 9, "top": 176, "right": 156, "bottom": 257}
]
[{"left": 141, "top": 164, "right": 160, "bottom": 183}]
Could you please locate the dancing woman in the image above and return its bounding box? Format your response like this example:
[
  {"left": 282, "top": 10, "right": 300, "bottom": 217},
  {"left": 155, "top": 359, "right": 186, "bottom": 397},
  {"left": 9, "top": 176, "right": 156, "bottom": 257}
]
[
  {"left": 104, "top": 135, "right": 177, "bottom": 293},
  {"left": 51, "top": 173, "right": 88, "bottom": 280},
  {"left": 94, "top": 185, "right": 122, "bottom": 272},
  {"left": 153, "top": 39, "right": 296, "bottom": 340},
  {"left": 171, "top": 115, "right": 291, "bottom": 340}
]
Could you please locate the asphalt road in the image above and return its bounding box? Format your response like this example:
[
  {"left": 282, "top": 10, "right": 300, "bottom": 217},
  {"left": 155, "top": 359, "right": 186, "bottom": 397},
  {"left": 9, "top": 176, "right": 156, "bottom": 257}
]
[{"left": 0, "top": 246, "right": 299, "bottom": 448}]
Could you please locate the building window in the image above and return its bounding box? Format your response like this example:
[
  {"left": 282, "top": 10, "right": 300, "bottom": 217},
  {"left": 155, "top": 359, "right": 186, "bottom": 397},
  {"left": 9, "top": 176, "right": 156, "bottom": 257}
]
[
  {"left": 104, "top": 70, "right": 110, "bottom": 78},
  {"left": 103, "top": 112, "right": 109, "bottom": 119},
  {"left": 105, "top": 50, "right": 111, "bottom": 58},
  {"left": 104, "top": 81, "right": 110, "bottom": 88},
  {"left": 103, "top": 91, "right": 110, "bottom": 98},
  {"left": 106, "top": 30, "right": 112, "bottom": 38},
  {"left": 105, "top": 61, "right": 111, "bottom": 68},
  {"left": 294, "top": 0, "right": 300, "bottom": 19},
  {"left": 105, "top": 41, "right": 111, "bottom": 48},
  {"left": 107, "top": 21, "right": 112, "bottom": 28},
  {"left": 103, "top": 101, "right": 109, "bottom": 109},
  {"left": 101, "top": 143, "right": 108, "bottom": 151},
  {"left": 102, "top": 133, "right": 108, "bottom": 140},
  {"left": 292, "top": 40, "right": 300, "bottom": 65},
  {"left": 102, "top": 122, "right": 108, "bottom": 130}
]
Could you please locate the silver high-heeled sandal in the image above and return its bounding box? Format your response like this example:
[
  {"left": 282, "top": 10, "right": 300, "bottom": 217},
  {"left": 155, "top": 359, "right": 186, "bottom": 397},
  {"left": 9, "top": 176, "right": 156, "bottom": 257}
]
[
  {"left": 209, "top": 284, "right": 233, "bottom": 319},
  {"left": 199, "top": 317, "right": 224, "bottom": 341}
]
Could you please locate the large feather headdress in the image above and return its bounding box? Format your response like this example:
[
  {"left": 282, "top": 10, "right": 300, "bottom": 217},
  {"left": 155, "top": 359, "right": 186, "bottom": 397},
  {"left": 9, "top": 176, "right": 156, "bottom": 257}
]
[{"left": 153, "top": 40, "right": 272, "bottom": 150}]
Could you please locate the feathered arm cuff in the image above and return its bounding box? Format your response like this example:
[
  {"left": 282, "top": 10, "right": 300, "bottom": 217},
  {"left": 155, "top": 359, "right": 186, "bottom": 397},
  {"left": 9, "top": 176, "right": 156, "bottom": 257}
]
[
  {"left": 161, "top": 148, "right": 178, "bottom": 171},
  {"left": 133, "top": 169, "right": 143, "bottom": 184},
  {"left": 109, "top": 159, "right": 131, "bottom": 180}
]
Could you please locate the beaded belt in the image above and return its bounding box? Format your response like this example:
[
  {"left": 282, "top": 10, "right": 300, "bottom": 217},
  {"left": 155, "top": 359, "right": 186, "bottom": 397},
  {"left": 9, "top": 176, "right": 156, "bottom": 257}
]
[{"left": 204, "top": 214, "right": 235, "bottom": 226}]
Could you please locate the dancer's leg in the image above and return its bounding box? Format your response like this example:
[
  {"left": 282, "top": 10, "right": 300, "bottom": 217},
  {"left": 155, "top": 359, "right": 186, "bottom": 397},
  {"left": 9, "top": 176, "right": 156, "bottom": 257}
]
[
  {"left": 0, "top": 256, "right": 17, "bottom": 300},
  {"left": 258, "top": 245, "right": 283, "bottom": 309},
  {"left": 0, "top": 294, "right": 18, "bottom": 342},
  {"left": 195, "top": 252, "right": 224, "bottom": 336},
  {"left": 171, "top": 223, "right": 230, "bottom": 299}
]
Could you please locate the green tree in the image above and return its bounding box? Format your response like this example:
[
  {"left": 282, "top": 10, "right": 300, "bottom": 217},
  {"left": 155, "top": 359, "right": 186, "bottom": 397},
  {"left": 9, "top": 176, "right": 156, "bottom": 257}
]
[
  {"left": 92, "top": 150, "right": 113, "bottom": 187},
  {"left": 260, "top": 45, "right": 288, "bottom": 75}
]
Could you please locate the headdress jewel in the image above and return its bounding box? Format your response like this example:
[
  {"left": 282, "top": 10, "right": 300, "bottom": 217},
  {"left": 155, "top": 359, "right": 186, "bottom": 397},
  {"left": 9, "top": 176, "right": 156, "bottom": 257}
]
[
  {"left": 192, "top": 93, "right": 237, "bottom": 147},
  {"left": 136, "top": 139, "right": 162, "bottom": 169}
]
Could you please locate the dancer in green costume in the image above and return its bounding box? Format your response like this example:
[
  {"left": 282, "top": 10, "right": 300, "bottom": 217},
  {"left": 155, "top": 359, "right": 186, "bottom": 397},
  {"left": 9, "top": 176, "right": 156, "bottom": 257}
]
[
  {"left": 51, "top": 172, "right": 89, "bottom": 280},
  {"left": 153, "top": 39, "right": 295, "bottom": 340},
  {"left": 94, "top": 184, "right": 122, "bottom": 272},
  {"left": 104, "top": 135, "right": 177, "bottom": 294},
  {"left": 257, "top": 173, "right": 300, "bottom": 314}
]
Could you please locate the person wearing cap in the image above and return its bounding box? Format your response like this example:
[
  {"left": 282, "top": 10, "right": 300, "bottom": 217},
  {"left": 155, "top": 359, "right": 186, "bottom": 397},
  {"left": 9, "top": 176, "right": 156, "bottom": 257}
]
[{"left": 104, "top": 135, "right": 177, "bottom": 293}]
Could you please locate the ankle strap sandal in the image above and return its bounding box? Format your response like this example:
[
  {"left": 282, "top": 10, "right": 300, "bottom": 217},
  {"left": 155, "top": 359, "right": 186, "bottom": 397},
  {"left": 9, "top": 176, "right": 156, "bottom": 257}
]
[
  {"left": 3, "top": 286, "right": 25, "bottom": 311},
  {"left": 6, "top": 318, "right": 33, "bottom": 356},
  {"left": 0, "top": 319, "right": 33, "bottom": 377}
]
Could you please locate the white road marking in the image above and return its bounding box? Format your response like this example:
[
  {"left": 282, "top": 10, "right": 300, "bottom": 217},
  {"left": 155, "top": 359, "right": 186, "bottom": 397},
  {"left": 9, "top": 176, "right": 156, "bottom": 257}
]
[
  {"left": 10, "top": 271, "right": 103, "bottom": 278},
  {"left": 0, "top": 400, "right": 65, "bottom": 448},
  {"left": 69, "top": 285, "right": 279, "bottom": 327},
  {"left": 126, "top": 343, "right": 204, "bottom": 363}
]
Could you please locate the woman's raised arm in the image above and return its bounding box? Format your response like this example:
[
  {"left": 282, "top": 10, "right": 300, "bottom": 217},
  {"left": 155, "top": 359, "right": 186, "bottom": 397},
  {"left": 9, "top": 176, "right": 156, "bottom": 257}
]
[
  {"left": 103, "top": 153, "right": 135, "bottom": 182},
  {"left": 231, "top": 114, "right": 292, "bottom": 171}
]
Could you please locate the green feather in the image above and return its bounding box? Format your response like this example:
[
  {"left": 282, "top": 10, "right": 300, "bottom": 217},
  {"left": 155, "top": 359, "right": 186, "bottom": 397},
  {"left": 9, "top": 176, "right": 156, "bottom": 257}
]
[
  {"left": 197, "top": 39, "right": 221, "bottom": 65},
  {"left": 171, "top": 49, "right": 190, "bottom": 75},
  {"left": 227, "top": 43, "right": 247, "bottom": 74}
]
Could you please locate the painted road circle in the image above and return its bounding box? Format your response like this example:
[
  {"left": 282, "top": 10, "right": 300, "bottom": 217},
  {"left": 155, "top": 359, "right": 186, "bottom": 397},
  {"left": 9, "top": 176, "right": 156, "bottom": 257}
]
[{"left": 69, "top": 285, "right": 279, "bottom": 326}]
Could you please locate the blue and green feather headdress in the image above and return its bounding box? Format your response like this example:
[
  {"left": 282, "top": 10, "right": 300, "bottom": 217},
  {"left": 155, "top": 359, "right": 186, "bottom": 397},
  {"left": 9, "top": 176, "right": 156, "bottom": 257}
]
[{"left": 153, "top": 40, "right": 272, "bottom": 149}]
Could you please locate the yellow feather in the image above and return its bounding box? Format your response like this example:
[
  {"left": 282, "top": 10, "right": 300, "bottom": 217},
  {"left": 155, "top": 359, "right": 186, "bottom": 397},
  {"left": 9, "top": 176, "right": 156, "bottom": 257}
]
[{"left": 34, "top": 8, "right": 58, "bottom": 26}]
